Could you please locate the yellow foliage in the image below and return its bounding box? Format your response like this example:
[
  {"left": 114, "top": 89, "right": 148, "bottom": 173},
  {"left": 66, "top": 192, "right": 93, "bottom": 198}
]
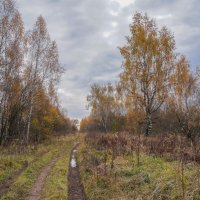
[{"left": 126, "top": 109, "right": 145, "bottom": 132}]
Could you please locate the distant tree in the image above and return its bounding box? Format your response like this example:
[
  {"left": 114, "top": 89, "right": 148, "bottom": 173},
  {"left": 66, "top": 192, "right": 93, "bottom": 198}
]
[
  {"left": 87, "top": 83, "right": 118, "bottom": 133},
  {"left": 172, "top": 56, "right": 200, "bottom": 142},
  {"left": 80, "top": 116, "right": 97, "bottom": 133}
]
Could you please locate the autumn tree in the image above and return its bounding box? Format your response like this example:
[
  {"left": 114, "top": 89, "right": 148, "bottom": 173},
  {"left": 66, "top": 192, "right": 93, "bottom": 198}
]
[
  {"left": 24, "top": 16, "right": 62, "bottom": 143},
  {"left": 171, "top": 56, "right": 200, "bottom": 142},
  {"left": 87, "top": 83, "right": 121, "bottom": 133},
  {"left": 0, "top": 0, "right": 24, "bottom": 144},
  {"left": 119, "top": 12, "right": 177, "bottom": 136},
  {"left": 125, "top": 97, "right": 145, "bottom": 133},
  {"left": 80, "top": 115, "right": 102, "bottom": 133},
  {"left": 0, "top": 0, "right": 69, "bottom": 145},
  {"left": 80, "top": 117, "right": 91, "bottom": 132}
]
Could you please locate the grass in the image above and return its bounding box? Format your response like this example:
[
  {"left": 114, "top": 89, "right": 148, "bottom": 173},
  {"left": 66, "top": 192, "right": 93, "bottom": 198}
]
[
  {"left": 0, "top": 144, "right": 49, "bottom": 183},
  {"left": 77, "top": 140, "right": 200, "bottom": 200},
  {"left": 2, "top": 133, "right": 199, "bottom": 199},
  {"left": 0, "top": 134, "right": 78, "bottom": 200},
  {"left": 40, "top": 143, "right": 73, "bottom": 200}
]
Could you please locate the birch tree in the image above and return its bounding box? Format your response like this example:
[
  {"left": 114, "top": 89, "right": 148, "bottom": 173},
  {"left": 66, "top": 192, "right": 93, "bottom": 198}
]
[
  {"left": 0, "top": 0, "right": 24, "bottom": 144},
  {"left": 87, "top": 83, "right": 116, "bottom": 133},
  {"left": 119, "top": 13, "right": 176, "bottom": 136},
  {"left": 172, "top": 56, "right": 200, "bottom": 142},
  {"left": 0, "top": 1, "right": 67, "bottom": 145},
  {"left": 25, "top": 16, "right": 61, "bottom": 143}
]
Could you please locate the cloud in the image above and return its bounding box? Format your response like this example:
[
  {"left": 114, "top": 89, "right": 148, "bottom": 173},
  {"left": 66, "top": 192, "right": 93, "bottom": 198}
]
[
  {"left": 18, "top": 0, "right": 200, "bottom": 119},
  {"left": 155, "top": 14, "right": 172, "bottom": 20},
  {"left": 111, "top": 0, "right": 135, "bottom": 8}
]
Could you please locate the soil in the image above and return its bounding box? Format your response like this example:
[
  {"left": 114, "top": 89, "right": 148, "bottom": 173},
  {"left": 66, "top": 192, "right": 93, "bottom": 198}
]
[
  {"left": 26, "top": 155, "right": 61, "bottom": 200},
  {"left": 68, "top": 143, "right": 87, "bottom": 200}
]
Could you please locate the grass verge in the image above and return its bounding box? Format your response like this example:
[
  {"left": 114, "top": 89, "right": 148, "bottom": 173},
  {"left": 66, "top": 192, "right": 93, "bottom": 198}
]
[{"left": 77, "top": 139, "right": 200, "bottom": 200}]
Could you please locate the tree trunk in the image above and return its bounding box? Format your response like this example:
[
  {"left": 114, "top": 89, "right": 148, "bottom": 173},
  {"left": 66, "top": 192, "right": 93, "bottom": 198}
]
[
  {"left": 145, "top": 113, "right": 152, "bottom": 136},
  {"left": 102, "top": 118, "right": 108, "bottom": 133},
  {"left": 26, "top": 101, "right": 33, "bottom": 144}
]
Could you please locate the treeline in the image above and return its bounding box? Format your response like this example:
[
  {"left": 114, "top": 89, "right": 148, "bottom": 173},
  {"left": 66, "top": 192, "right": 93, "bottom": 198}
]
[
  {"left": 80, "top": 13, "right": 200, "bottom": 144},
  {"left": 0, "top": 0, "right": 74, "bottom": 145}
]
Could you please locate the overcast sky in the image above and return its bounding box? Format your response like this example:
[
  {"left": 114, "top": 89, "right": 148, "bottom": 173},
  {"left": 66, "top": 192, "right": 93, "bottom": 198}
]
[{"left": 17, "top": 0, "right": 200, "bottom": 120}]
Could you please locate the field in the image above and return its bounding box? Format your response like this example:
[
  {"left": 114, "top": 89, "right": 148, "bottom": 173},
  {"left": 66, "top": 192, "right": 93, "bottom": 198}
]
[
  {"left": 77, "top": 133, "right": 200, "bottom": 200},
  {"left": 0, "top": 135, "right": 78, "bottom": 200},
  {"left": 0, "top": 133, "right": 200, "bottom": 200}
]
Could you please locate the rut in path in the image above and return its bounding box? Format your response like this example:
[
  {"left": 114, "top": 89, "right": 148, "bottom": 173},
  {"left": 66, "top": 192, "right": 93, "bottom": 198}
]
[
  {"left": 68, "top": 143, "right": 87, "bottom": 200},
  {"left": 26, "top": 154, "right": 62, "bottom": 200}
]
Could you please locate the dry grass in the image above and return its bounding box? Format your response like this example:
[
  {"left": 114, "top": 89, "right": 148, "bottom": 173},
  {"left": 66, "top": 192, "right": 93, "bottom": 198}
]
[{"left": 77, "top": 133, "right": 200, "bottom": 200}]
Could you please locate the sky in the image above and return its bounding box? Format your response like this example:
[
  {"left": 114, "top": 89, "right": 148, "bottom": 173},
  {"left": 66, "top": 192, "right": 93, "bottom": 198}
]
[{"left": 17, "top": 0, "right": 200, "bottom": 120}]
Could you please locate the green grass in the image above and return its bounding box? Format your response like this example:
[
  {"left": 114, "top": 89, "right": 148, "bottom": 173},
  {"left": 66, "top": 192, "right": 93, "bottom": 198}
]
[
  {"left": 0, "top": 134, "right": 78, "bottom": 200},
  {"left": 0, "top": 144, "right": 50, "bottom": 183},
  {"left": 77, "top": 142, "right": 200, "bottom": 200},
  {"left": 40, "top": 144, "right": 73, "bottom": 200}
]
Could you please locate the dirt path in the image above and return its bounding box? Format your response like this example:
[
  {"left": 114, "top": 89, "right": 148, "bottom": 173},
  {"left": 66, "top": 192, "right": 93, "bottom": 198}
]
[
  {"left": 26, "top": 155, "right": 61, "bottom": 200},
  {"left": 68, "top": 143, "right": 87, "bottom": 200}
]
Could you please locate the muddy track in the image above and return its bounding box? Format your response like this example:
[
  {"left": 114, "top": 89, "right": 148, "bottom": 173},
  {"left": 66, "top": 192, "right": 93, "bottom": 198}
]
[
  {"left": 26, "top": 153, "right": 64, "bottom": 200},
  {"left": 68, "top": 143, "right": 87, "bottom": 200}
]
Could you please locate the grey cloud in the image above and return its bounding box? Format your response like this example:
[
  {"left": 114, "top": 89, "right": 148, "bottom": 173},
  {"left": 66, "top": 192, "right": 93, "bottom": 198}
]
[{"left": 18, "top": 0, "right": 200, "bottom": 119}]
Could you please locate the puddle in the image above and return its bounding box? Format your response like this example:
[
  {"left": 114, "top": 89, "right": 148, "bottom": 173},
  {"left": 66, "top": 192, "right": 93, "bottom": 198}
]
[
  {"left": 70, "top": 157, "right": 77, "bottom": 168},
  {"left": 70, "top": 145, "right": 78, "bottom": 168}
]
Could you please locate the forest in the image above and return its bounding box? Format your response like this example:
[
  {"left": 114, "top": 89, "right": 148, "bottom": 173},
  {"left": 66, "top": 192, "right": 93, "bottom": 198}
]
[{"left": 0, "top": 0, "right": 77, "bottom": 146}]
